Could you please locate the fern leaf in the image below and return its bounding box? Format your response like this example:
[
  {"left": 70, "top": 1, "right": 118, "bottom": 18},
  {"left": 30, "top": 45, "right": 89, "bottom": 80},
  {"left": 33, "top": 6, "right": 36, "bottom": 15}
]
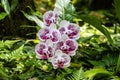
[{"left": 65, "top": 67, "right": 85, "bottom": 80}]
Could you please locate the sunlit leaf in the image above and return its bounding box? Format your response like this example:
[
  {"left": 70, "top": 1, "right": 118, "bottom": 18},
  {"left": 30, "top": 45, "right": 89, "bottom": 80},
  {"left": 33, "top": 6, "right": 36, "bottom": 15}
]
[
  {"left": 79, "top": 15, "right": 113, "bottom": 44},
  {"left": 54, "top": 0, "right": 75, "bottom": 21},
  {"left": 4, "top": 40, "right": 20, "bottom": 49},
  {"left": 84, "top": 68, "right": 111, "bottom": 80},
  {"left": 0, "top": 12, "right": 7, "bottom": 20},
  {"left": 1, "top": 0, "right": 10, "bottom": 15},
  {"left": 78, "top": 35, "right": 100, "bottom": 42},
  {"left": 54, "top": 0, "right": 70, "bottom": 15},
  {"left": 22, "top": 11, "right": 44, "bottom": 28},
  {"left": 110, "top": 76, "right": 120, "bottom": 80}
]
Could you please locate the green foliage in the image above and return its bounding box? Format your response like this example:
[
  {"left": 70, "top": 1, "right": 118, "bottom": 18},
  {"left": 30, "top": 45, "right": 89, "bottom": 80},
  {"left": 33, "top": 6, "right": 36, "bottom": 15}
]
[
  {"left": 10, "top": 0, "right": 18, "bottom": 12},
  {"left": 1, "top": 0, "right": 10, "bottom": 15},
  {"left": 84, "top": 68, "right": 111, "bottom": 80},
  {"left": 55, "top": 0, "right": 75, "bottom": 21},
  {"left": 0, "top": 12, "right": 7, "bottom": 20},
  {"left": 116, "top": 54, "right": 120, "bottom": 73},
  {"left": 79, "top": 15, "right": 113, "bottom": 44},
  {"left": 114, "top": 0, "right": 120, "bottom": 22},
  {"left": 0, "top": 0, "right": 18, "bottom": 17},
  {"left": 0, "top": 40, "right": 45, "bottom": 79},
  {"left": 0, "top": 0, "right": 120, "bottom": 79},
  {"left": 22, "top": 11, "right": 44, "bottom": 29},
  {"left": 65, "top": 67, "right": 85, "bottom": 80}
]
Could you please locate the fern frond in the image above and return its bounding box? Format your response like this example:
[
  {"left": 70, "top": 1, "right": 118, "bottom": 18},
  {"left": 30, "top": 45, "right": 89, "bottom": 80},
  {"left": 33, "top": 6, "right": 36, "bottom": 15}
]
[
  {"left": 0, "top": 45, "right": 24, "bottom": 61},
  {"left": 65, "top": 67, "right": 85, "bottom": 80}
]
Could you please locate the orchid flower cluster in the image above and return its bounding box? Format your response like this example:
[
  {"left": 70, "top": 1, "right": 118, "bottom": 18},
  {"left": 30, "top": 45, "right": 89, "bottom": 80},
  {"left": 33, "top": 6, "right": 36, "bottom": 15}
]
[{"left": 35, "top": 10, "right": 80, "bottom": 69}]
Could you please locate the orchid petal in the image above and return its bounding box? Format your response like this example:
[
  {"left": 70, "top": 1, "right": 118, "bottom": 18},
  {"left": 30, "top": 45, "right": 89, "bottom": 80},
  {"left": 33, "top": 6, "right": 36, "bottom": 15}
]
[
  {"left": 60, "top": 20, "right": 69, "bottom": 28},
  {"left": 60, "top": 34, "right": 69, "bottom": 41},
  {"left": 46, "top": 39, "right": 53, "bottom": 47}
]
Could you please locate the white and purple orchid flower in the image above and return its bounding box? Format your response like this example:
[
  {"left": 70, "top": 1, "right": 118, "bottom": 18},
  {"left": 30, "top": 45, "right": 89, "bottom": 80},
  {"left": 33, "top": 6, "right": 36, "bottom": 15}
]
[
  {"left": 43, "top": 11, "right": 59, "bottom": 27},
  {"left": 35, "top": 40, "right": 54, "bottom": 60},
  {"left": 35, "top": 10, "right": 80, "bottom": 69},
  {"left": 38, "top": 23, "right": 61, "bottom": 43},
  {"left": 55, "top": 34, "right": 78, "bottom": 56},
  {"left": 59, "top": 20, "right": 80, "bottom": 40},
  {"left": 51, "top": 50, "right": 71, "bottom": 69}
]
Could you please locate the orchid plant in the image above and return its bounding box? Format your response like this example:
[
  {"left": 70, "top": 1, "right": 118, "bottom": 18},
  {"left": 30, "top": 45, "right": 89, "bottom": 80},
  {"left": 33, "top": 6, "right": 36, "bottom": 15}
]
[{"left": 35, "top": 1, "right": 80, "bottom": 69}]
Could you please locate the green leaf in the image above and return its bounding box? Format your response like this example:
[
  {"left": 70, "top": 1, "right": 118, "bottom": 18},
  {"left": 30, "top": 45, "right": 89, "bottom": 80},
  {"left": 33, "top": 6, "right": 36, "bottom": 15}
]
[
  {"left": 79, "top": 15, "right": 113, "bottom": 44},
  {"left": 0, "top": 44, "right": 24, "bottom": 60},
  {"left": 84, "top": 68, "right": 111, "bottom": 80},
  {"left": 116, "top": 54, "right": 120, "bottom": 73},
  {"left": 11, "top": 0, "right": 18, "bottom": 11},
  {"left": 0, "top": 40, "right": 25, "bottom": 60},
  {"left": 22, "top": 11, "right": 44, "bottom": 28},
  {"left": 78, "top": 35, "right": 100, "bottom": 42},
  {"left": 54, "top": 0, "right": 70, "bottom": 15},
  {"left": 0, "top": 41, "right": 4, "bottom": 48},
  {"left": 0, "top": 3, "right": 2, "bottom": 6},
  {"left": 109, "top": 76, "right": 120, "bottom": 80},
  {"left": 54, "top": 0, "right": 75, "bottom": 21},
  {"left": 18, "top": 71, "right": 35, "bottom": 80},
  {"left": 1, "top": 0, "right": 10, "bottom": 15},
  {"left": 4, "top": 40, "right": 20, "bottom": 49},
  {"left": 65, "top": 67, "right": 85, "bottom": 80},
  {"left": 0, "top": 67, "right": 9, "bottom": 78},
  {"left": 64, "top": 3, "right": 75, "bottom": 21},
  {"left": 10, "top": 43, "right": 25, "bottom": 60},
  {"left": 114, "top": 0, "right": 120, "bottom": 21},
  {"left": 0, "top": 12, "right": 7, "bottom": 20}
]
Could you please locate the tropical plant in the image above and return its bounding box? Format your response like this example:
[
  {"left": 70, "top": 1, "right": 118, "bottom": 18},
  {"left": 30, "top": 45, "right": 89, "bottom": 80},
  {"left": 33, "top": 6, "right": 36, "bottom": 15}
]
[
  {"left": 0, "top": 0, "right": 18, "bottom": 19},
  {"left": 0, "top": 0, "right": 120, "bottom": 80}
]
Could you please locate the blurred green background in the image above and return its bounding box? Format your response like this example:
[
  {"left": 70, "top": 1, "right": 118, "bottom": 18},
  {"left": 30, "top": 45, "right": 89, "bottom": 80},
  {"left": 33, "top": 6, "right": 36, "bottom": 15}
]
[{"left": 0, "top": 0, "right": 117, "bottom": 40}]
